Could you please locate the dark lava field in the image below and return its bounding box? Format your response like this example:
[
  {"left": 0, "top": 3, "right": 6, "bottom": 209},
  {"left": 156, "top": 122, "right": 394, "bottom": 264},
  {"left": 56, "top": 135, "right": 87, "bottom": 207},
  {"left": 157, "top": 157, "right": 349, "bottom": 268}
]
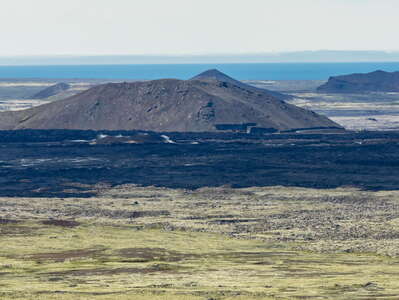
[{"left": 1, "top": 130, "right": 399, "bottom": 197}]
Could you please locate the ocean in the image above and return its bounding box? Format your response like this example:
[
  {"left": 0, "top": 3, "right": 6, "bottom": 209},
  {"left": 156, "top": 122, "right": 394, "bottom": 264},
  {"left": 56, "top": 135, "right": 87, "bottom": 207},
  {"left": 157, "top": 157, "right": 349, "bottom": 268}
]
[{"left": 0, "top": 62, "right": 398, "bottom": 80}]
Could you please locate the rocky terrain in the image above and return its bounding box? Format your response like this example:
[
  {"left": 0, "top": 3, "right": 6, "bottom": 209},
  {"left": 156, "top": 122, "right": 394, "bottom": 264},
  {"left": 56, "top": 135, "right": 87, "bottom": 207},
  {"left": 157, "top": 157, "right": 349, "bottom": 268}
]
[
  {"left": 0, "top": 70, "right": 339, "bottom": 132},
  {"left": 317, "top": 70, "right": 399, "bottom": 93},
  {"left": 1, "top": 129, "right": 399, "bottom": 198}
]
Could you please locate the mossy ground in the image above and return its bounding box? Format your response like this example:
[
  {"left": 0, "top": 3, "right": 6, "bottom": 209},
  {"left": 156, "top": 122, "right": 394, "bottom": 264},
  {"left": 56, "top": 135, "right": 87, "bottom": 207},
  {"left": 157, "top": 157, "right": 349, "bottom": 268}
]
[{"left": 1, "top": 186, "right": 399, "bottom": 299}]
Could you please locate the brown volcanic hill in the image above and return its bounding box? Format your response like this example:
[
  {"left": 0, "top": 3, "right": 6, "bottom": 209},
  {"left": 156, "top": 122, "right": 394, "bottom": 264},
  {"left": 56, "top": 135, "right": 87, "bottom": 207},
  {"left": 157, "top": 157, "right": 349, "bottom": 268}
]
[
  {"left": 191, "top": 69, "right": 293, "bottom": 100},
  {"left": 0, "top": 71, "right": 340, "bottom": 132},
  {"left": 31, "top": 82, "right": 71, "bottom": 99},
  {"left": 317, "top": 70, "right": 399, "bottom": 93}
]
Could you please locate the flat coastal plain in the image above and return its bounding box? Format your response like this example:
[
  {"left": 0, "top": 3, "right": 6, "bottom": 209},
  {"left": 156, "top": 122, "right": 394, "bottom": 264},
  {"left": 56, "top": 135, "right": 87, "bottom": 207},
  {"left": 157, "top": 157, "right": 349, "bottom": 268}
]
[
  {"left": 2, "top": 185, "right": 399, "bottom": 300},
  {"left": 249, "top": 80, "right": 399, "bottom": 131}
]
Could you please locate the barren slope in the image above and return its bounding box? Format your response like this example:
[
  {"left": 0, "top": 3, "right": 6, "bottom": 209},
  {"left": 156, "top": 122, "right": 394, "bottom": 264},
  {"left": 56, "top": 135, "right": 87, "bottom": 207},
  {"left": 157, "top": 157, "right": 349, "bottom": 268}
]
[
  {"left": 192, "top": 69, "right": 293, "bottom": 100},
  {"left": 0, "top": 72, "right": 339, "bottom": 132}
]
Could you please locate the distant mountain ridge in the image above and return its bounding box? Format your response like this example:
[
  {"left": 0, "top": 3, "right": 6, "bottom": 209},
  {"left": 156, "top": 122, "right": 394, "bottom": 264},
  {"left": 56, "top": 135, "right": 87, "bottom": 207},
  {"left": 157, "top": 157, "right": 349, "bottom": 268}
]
[
  {"left": 31, "top": 82, "right": 71, "bottom": 99},
  {"left": 317, "top": 70, "right": 399, "bottom": 93},
  {"left": 0, "top": 70, "right": 340, "bottom": 132}
]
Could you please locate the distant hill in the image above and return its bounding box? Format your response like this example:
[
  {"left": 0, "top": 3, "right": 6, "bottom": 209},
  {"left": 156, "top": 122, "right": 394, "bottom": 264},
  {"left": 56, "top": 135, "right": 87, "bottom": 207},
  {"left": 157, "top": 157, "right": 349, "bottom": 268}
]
[
  {"left": 191, "top": 69, "right": 293, "bottom": 100},
  {"left": 0, "top": 70, "right": 340, "bottom": 132},
  {"left": 317, "top": 70, "right": 399, "bottom": 93},
  {"left": 32, "top": 82, "right": 71, "bottom": 99}
]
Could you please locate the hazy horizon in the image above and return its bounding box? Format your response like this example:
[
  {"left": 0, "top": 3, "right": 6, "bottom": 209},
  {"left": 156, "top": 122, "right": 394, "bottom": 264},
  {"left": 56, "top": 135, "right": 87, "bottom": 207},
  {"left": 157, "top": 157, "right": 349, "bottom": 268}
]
[
  {"left": 1, "top": 0, "right": 399, "bottom": 58},
  {"left": 2, "top": 51, "right": 399, "bottom": 66}
]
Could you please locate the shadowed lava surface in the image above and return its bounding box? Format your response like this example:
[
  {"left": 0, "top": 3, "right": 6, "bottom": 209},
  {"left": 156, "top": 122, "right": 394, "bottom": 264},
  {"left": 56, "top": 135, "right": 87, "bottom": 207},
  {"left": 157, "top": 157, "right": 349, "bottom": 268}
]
[{"left": 1, "top": 130, "right": 399, "bottom": 197}]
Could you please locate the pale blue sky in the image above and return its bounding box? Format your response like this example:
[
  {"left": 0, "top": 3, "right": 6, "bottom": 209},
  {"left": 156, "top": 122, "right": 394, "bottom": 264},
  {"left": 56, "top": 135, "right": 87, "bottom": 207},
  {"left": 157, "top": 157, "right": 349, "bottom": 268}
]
[{"left": 0, "top": 0, "right": 398, "bottom": 56}]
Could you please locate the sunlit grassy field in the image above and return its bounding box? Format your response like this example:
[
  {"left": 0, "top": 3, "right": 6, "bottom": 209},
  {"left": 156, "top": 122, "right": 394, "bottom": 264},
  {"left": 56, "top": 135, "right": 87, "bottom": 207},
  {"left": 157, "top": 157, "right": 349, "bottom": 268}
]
[{"left": 1, "top": 186, "right": 399, "bottom": 299}]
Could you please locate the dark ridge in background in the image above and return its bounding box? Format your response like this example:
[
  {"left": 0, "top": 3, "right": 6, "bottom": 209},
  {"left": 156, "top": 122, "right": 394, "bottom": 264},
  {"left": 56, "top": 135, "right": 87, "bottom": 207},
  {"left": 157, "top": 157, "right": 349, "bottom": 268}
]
[{"left": 318, "top": 70, "right": 399, "bottom": 93}]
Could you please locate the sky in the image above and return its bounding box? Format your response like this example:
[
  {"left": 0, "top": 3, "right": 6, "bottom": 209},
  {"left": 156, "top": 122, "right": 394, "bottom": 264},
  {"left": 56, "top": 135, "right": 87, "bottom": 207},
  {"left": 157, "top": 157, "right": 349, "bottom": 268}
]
[{"left": 0, "top": 0, "right": 398, "bottom": 56}]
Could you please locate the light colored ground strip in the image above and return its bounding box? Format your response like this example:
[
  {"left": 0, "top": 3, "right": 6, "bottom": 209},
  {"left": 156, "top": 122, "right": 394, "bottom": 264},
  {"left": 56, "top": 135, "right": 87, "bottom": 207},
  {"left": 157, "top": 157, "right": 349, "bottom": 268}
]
[
  {"left": 290, "top": 99, "right": 399, "bottom": 110},
  {"left": 0, "top": 82, "right": 54, "bottom": 87},
  {"left": 331, "top": 115, "right": 399, "bottom": 130},
  {"left": 287, "top": 92, "right": 399, "bottom": 130},
  {"left": 0, "top": 99, "right": 50, "bottom": 111}
]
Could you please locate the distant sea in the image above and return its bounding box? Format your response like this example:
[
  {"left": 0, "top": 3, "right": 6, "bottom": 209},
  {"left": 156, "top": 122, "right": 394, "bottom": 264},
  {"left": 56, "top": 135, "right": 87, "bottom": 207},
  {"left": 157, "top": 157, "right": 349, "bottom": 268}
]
[{"left": 0, "top": 62, "right": 399, "bottom": 80}]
